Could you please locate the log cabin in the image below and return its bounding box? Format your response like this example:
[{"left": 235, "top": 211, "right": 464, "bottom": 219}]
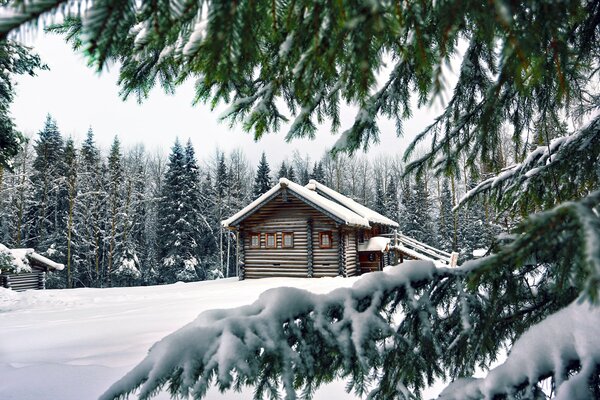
[
  {"left": 222, "top": 178, "right": 399, "bottom": 279},
  {"left": 0, "top": 244, "right": 65, "bottom": 291}
]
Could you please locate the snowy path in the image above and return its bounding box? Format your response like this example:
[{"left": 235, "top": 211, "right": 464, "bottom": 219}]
[{"left": 1, "top": 277, "right": 366, "bottom": 400}]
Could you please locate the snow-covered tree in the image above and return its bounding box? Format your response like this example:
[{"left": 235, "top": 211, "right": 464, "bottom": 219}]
[
  {"left": 437, "top": 179, "right": 456, "bottom": 253},
  {"left": 112, "top": 146, "right": 147, "bottom": 286},
  {"left": 73, "top": 128, "right": 107, "bottom": 287},
  {"left": 157, "top": 139, "right": 200, "bottom": 283},
  {"left": 310, "top": 161, "right": 325, "bottom": 183},
  {"left": 0, "top": 40, "right": 46, "bottom": 170},
  {"left": 63, "top": 137, "right": 78, "bottom": 288},
  {"left": 373, "top": 176, "right": 385, "bottom": 216},
  {"left": 106, "top": 136, "right": 124, "bottom": 287},
  {"left": 277, "top": 161, "right": 288, "bottom": 180},
  {"left": 401, "top": 175, "right": 436, "bottom": 246},
  {"left": 27, "top": 115, "right": 63, "bottom": 246},
  {"left": 384, "top": 176, "right": 399, "bottom": 223},
  {"left": 252, "top": 152, "right": 272, "bottom": 199}
]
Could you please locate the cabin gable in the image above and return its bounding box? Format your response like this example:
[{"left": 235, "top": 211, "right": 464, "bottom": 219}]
[{"left": 238, "top": 193, "right": 350, "bottom": 279}]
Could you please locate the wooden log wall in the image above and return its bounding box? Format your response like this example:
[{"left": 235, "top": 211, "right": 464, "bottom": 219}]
[
  {"left": 338, "top": 227, "right": 346, "bottom": 277},
  {"left": 3, "top": 271, "right": 44, "bottom": 291},
  {"left": 345, "top": 232, "right": 358, "bottom": 277},
  {"left": 240, "top": 194, "right": 343, "bottom": 279},
  {"left": 307, "top": 219, "right": 314, "bottom": 277},
  {"left": 238, "top": 231, "right": 245, "bottom": 280}
]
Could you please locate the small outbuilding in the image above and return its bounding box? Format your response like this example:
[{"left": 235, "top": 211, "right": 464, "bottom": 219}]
[
  {"left": 0, "top": 244, "right": 65, "bottom": 291},
  {"left": 222, "top": 178, "right": 399, "bottom": 279}
]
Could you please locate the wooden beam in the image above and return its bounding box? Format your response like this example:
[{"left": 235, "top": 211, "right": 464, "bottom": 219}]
[{"left": 307, "top": 218, "right": 313, "bottom": 278}]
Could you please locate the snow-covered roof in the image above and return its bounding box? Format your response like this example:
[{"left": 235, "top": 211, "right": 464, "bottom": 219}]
[
  {"left": 306, "top": 180, "right": 399, "bottom": 227},
  {"left": 222, "top": 178, "right": 371, "bottom": 228},
  {"left": 472, "top": 248, "right": 488, "bottom": 258},
  {"left": 0, "top": 243, "right": 64, "bottom": 273},
  {"left": 357, "top": 236, "right": 390, "bottom": 252},
  {"left": 28, "top": 252, "right": 65, "bottom": 271}
]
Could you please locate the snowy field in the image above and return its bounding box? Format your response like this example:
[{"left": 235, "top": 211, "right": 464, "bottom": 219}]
[{"left": 0, "top": 275, "right": 385, "bottom": 400}]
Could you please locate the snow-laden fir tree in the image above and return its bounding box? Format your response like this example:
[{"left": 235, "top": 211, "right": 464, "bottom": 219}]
[
  {"left": 310, "top": 161, "right": 325, "bottom": 183},
  {"left": 214, "top": 151, "right": 230, "bottom": 276},
  {"left": 106, "top": 136, "right": 124, "bottom": 287},
  {"left": 0, "top": 40, "right": 46, "bottom": 170},
  {"left": 157, "top": 139, "right": 200, "bottom": 283},
  {"left": 384, "top": 175, "right": 399, "bottom": 223},
  {"left": 437, "top": 179, "right": 456, "bottom": 253},
  {"left": 0, "top": 140, "right": 33, "bottom": 247},
  {"left": 277, "top": 161, "right": 288, "bottom": 180},
  {"left": 27, "top": 115, "right": 64, "bottom": 247},
  {"left": 252, "top": 151, "right": 272, "bottom": 199},
  {"left": 112, "top": 146, "right": 147, "bottom": 286},
  {"left": 401, "top": 174, "right": 436, "bottom": 246},
  {"left": 73, "top": 128, "right": 106, "bottom": 287},
  {"left": 373, "top": 176, "right": 386, "bottom": 216},
  {"left": 63, "top": 137, "right": 78, "bottom": 288}
]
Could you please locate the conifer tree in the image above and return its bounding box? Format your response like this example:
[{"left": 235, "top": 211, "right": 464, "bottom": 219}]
[
  {"left": 373, "top": 177, "right": 385, "bottom": 216},
  {"left": 252, "top": 152, "right": 272, "bottom": 199},
  {"left": 157, "top": 139, "right": 199, "bottom": 283},
  {"left": 0, "top": 41, "right": 46, "bottom": 170},
  {"left": 277, "top": 161, "right": 288, "bottom": 179},
  {"left": 437, "top": 179, "right": 455, "bottom": 253},
  {"left": 106, "top": 136, "right": 124, "bottom": 287},
  {"left": 310, "top": 161, "right": 325, "bottom": 183},
  {"left": 384, "top": 176, "right": 399, "bottom": 223},
  {"left": 74, "top": 128, "right": 106, "bottom": 286},
  {"left": 401, "top": 175, "right": 436, "bottom": 245},
  {"left": 64, "top": 137, "right": 78, "bottom": 288},
  {"left": 112, "top": 146, "right": 146, "bottom": 286},
  {"left": 26, "top": 115, "right": 68, "bottom": 280},
  {"left": 287, "top": 165, "right": 296, "bottom": 183},
  {"left": 182, "top": 139, "right": 204, "bottom": 280}
]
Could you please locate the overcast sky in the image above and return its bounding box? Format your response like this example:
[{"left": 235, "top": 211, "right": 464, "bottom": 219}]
[{"left": 11, "top": 33, "right": 446, "bottom": 166}]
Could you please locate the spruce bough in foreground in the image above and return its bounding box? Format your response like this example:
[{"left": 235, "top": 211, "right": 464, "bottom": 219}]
[{"left": 100, "top": 260, "right": 600, "bottom": 400}]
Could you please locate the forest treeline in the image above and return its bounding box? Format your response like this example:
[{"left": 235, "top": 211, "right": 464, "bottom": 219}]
[{"left": 0, "top": 115, "right": 506, "bottom": 288}]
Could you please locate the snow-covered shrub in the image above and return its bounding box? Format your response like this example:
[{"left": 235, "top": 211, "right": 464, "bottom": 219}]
[{"left": 0, "top": 244, "right": 15, "bottom": 273}]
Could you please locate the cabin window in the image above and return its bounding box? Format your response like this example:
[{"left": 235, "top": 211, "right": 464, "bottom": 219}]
[
  {"left": 266, "top": 233, "right": 277, "bottom": 248},
  {"left": 319, "top": 231, "right": 332, "bottom": 248},
  {"left": 282, "top": 232, "right": 294, "bottom": 248},
  {"left": 250, "top": 233, "right": 260, "bottom": 248}
]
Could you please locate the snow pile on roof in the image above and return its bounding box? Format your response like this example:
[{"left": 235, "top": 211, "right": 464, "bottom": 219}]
[
  {"left": 28, "top": 252, "right": 64, "bottom": 271},
  {"left": 358, "top": 236, "right": 390, "bottom": 252},
  {"left": 472, "top": 248, "right": 488, "bottom": 258},
  {"left": 440, "top": 300, "right": 600, "bottom": 399},
  {"left": 222, "top": 178, "right": 370, "bottom": 228},
  {"left": 0, "top": 244, "right": 31, "bottom": 273},
  {"left": 307, "top": 180, "right": 399, "bottom": 227},
  {"left": 0, "top": 243, "right": 64, "bottom": 273}
]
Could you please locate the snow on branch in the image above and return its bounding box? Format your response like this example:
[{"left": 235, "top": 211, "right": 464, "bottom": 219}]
[
  {"left": 457, "top": 114, "right": 600, "bottom": 212},
  {"left": 100, "top": 261, "right": 450, "bottom": 400},
  {"left": 440, "top": 300, "right": 600, "bottom": 400}
]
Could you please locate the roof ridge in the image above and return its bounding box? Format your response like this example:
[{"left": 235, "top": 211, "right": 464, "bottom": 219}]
[{"left": 305, "top": 180, "right": 399, "bottom": 227}]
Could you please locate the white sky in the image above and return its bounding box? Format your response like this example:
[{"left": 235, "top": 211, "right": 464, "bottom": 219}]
[{"left": 11, "top": 33, "right": 445, "bottom": 166}]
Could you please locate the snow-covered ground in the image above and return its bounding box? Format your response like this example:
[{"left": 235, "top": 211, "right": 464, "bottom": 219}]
[{"left": 0, "top": 276, "right": 378, "bottom": 400}]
